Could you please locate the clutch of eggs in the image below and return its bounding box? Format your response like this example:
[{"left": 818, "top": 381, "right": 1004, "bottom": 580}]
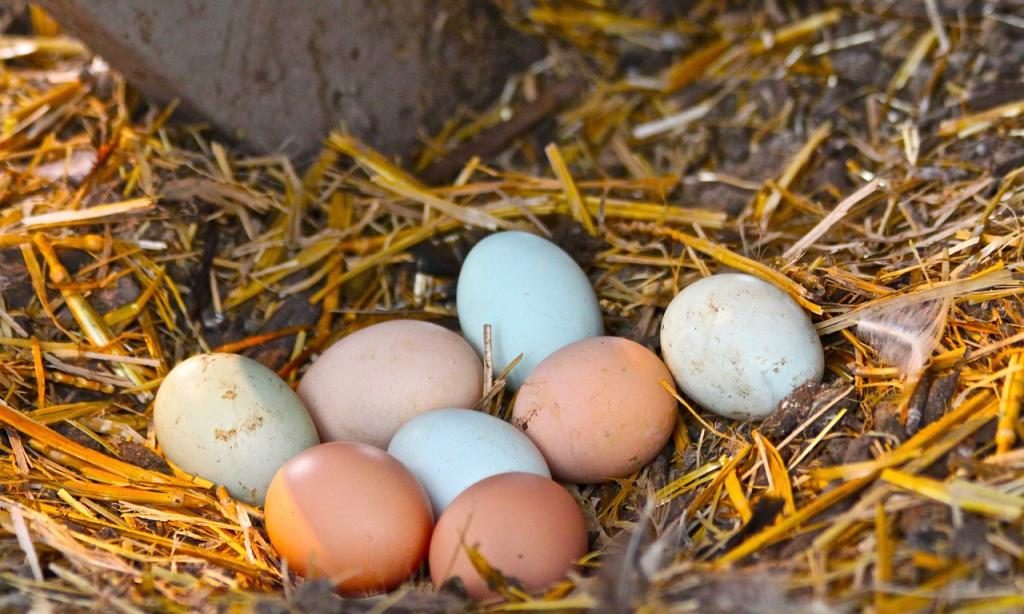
[{"left": 149, "top": 236, "right": 832, "bottom": 600}]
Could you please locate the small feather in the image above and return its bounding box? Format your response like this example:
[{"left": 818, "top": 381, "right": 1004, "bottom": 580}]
[
  {"left": 856, "top": 296, "right": 950, "bottom": 378},
  {"left": 817, "top": 268, "right": 1017, "bottom": 335}
]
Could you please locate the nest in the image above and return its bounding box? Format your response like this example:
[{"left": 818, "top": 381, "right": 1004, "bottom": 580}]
[{"left": 1, "top": 1, "right": 1024, "bottom": 611}]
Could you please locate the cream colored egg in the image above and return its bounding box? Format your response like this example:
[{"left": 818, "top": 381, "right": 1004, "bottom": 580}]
[
  {"left": 154, "top": 353, "right": 319, "bottom": 504},
  {"left": 297, "top": 320, "right": 484, "bottom": 448}
]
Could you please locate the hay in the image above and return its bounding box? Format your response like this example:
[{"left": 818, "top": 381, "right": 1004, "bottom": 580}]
[{"left": 1, "top": 2, "right": 1024, "bottom": 611}]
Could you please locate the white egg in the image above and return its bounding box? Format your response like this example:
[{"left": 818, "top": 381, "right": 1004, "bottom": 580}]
[
  {"left": 387, "top": 408, "right": 550, "bottom": 513},
  {"left": 154, "top": 353, "right": 319, "bottom": 504},
  {"left": 660, "top": 273, "right": 824, "bottom": 420}
]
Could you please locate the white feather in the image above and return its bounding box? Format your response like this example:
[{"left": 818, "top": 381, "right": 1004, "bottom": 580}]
[
  {"left": 856, "top": 296, "right": 950, "bottom": 377},
  {"left": 818, "top": 268, "right": 1018, "bottom": 336}
]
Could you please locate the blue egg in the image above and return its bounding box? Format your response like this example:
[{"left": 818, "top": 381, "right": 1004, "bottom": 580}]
[{"left": 456, "top": 231, "right": 603, "bottom": 388}]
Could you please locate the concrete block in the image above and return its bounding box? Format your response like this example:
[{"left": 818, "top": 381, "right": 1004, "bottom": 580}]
[{"left": 38, "top": 0, "right": 540, "bottom": 161}]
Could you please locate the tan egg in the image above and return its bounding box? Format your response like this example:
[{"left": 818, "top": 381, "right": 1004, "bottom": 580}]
[
  {"left": 297, "top": 320, "right": 484, "bottom": 448},
  {"left": 264, "top": 441, "right": 433, "bottom": 595},
  {"left": 512, "top": 336, "right": 677, "bottom": 483},
  {"left": 429, "top": 472, "right": 587, "bottom": 600}
]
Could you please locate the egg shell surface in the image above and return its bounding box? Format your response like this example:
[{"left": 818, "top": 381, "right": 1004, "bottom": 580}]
[
  {"left": 265, "top": 441, "right": 433, "bottom": 595},
  {"left": 153, "top": 353, "right": 319, "bottom": 504},
  {"left": 660, "top": 273, "right": 825, "bottom": 420},
  {"left": 297, "top": 319, "right": 483, "bottom": 448},
  {"left": 512, "top": 336, "right": 678, "bottom": 483},
  {"left": 429, "top": 472, "right": 587, "bottom": 600},
  {"left": 456, "top": 231, "right": 603, "bottom": 389},
  {"left": 387, "top": 408, "right": 550, "bottom": 514}
]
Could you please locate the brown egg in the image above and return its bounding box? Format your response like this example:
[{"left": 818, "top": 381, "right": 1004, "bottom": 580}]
[
  {"left": 512, "top": 336, "right": 677, "bottom": 483},
  {"left": 429, "top": 472, "right": 587, "bottom": 599},
  {"left": 297, "top": 319, "right": 483, "bottom": 448},
  {"left": 265, "top": 442, "right": 433, "bottom": 595}
]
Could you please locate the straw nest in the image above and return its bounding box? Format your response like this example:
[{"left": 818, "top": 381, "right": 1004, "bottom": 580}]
[{"left": 1, "top": 2, "right": 1024, "bottom": 612}]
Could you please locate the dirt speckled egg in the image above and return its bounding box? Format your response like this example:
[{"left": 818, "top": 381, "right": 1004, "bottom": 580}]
[
  {"left": 429, "top": 472, "right": 587, "bottom": 600},
  {"left": 265, "top": 442, "right": 433, "bottom": 595},
  {"left": 512, "top": 336, "right": 677, "bottom": 483},
  {"left": 153, "top": 353, "right": 319, "bottom": 504},
  {"left": 388, "top": 408, "right": 549, "bottom": 514},
  {"left": 660, "top": 273, "right": 824, "bottom": 420},
  {"left": 457, "top": 231, "right": 603, "bottom": 389},
  {"left": 297, "top": 320, "right": 483, "bottom": 448}
]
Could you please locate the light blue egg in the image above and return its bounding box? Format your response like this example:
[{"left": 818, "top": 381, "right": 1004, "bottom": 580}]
[
  {"left": 388, "top": 408, "right": 550, "bottom": 514},
  {"left": 660, "top": 273, "right": 825, "bottom": 420},
  {"left": 456, "top": 231, "right": 603, "bottom": 388}
]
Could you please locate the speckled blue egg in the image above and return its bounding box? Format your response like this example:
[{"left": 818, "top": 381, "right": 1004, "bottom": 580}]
[{"left": 456, "top": 231, "right": 603, "bottom": 388}]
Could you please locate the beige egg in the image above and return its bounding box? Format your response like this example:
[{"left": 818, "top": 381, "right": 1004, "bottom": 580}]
[{"left": 297, "top": 320, "right": 484, "bottom": 448}]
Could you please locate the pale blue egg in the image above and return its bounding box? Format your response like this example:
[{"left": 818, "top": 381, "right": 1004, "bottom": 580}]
[
  {"left": 388, "top": 408, "right": 549, "bottom": 514},
  {"left": 456, "top": 231, "right": 603, "bottom": 388},
  {"left": 660, "top": 273, "right": 825, "bottom": 420}
]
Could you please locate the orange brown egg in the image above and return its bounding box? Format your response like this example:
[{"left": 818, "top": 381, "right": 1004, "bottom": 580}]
[
  {"left": 265, "top": 442, "right": 433, "bottom": 595},
  {"left": 429, "top": 472, "right": 587, "bottom": 599},
  {"left": 512, "top": 336, "right": 678, "bottom": 483}
]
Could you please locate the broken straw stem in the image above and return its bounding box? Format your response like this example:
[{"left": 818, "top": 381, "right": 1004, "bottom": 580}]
[{"left": 31, "top": 234, "right": 151, "bottom": 394}]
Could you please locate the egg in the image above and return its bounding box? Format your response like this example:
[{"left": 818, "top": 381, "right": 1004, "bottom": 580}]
[
  {"left": 387, "top": 408, "right": 550, "bottom": 514},
  {"left": 660, "top": 273, "right": 824, "bottom": 420},
  {"left": 297, "top": 320, "right": 483, "bottom": 448},
  {"left": 152, "top": 353, "right": 319, "bottom": 504},
  {"left": 457, "top": 231, "right": 603, "bottom": 389},
  {"left": 429, "top": 472, "right": 587, "bottom": 599},
  {"left": 511, "top": 337, "right": 677, "bottom": 483},
  {"left": 265, "top": 442, "right": 433, "bottom": 595}
]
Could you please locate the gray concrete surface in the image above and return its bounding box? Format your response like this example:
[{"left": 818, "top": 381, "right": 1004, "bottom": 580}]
[{"left": 38, "top": 0, "right": 540, "bottom": 161}]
